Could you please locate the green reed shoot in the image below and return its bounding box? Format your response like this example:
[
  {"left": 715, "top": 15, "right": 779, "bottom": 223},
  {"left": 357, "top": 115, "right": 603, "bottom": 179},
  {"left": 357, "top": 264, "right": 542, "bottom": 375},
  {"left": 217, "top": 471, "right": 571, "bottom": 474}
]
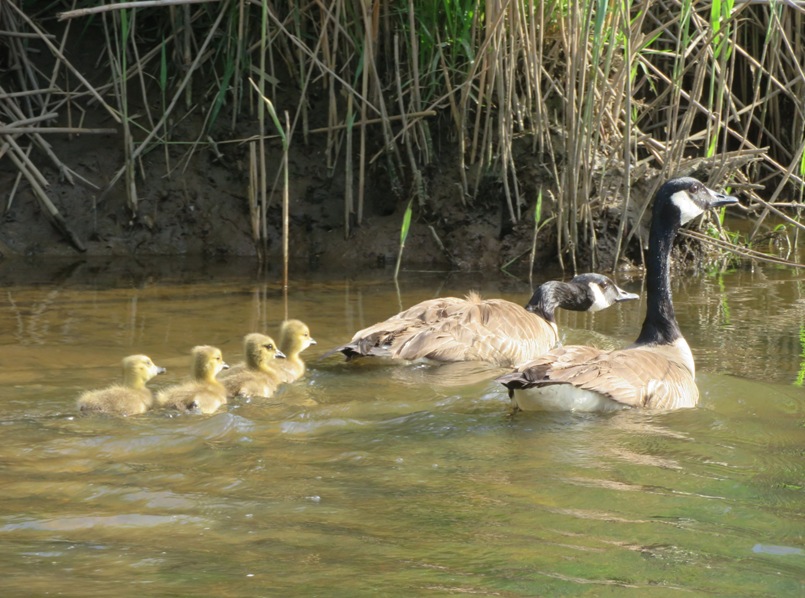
[
  {"left": 795, "top": 326, "right": 805, "bottom": 387},
  {"left": 394, "top": 199, "right": 414, "bottom": 281},
  {"left": 529, "top": 189, "right": 544, "bottom": 287}
]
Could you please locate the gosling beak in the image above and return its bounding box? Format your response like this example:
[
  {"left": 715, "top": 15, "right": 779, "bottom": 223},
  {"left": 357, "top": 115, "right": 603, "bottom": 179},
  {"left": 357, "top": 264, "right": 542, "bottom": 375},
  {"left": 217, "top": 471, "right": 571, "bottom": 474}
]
[
  {"left": 221, "top": 362, "right": 230, "bottom": 370},
  {"left": 156, "top": 366, "right": 167, "bottom": 375},
  {"left": 309, "top": 338, "right": 317, "bottom": 345},
  {"left": 275, "top": 349, "right": 287, "bottom": 360}
]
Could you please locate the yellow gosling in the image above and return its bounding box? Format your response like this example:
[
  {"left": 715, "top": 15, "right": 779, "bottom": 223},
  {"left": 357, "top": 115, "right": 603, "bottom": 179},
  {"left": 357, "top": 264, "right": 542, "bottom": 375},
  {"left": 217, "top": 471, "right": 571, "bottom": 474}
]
[
  {"left": 77, "top": 355, "right": 166, "bottom": 416},
  {"left": 274, "top": 319, "right": 316, "bottom": 384},
  {"left": 221, "top": 333, "right": 286, "bottom": 399},
  {"left": 156, "top": 346, "right": 229, "bottom": 414}
]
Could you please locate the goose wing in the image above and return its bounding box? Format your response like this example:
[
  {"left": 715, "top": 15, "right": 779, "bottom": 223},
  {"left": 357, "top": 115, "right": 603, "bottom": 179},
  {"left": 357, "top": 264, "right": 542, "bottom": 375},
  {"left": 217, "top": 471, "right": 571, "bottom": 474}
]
[
  {"left": 393, "top": 297, "right": 557, "bottom": 366},
  {"left": 499, "top": 345, "right": 699, "bottom": 409},
  {"left": 330, "top": 296, "right": 469, "bottom": 358}
]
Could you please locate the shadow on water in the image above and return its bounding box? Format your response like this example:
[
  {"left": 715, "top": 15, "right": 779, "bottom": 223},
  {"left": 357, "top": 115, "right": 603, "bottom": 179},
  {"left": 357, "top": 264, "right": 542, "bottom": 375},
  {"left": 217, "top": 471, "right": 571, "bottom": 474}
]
[{"left": 0, "top": 257, "right": 802, "bottom": 595}]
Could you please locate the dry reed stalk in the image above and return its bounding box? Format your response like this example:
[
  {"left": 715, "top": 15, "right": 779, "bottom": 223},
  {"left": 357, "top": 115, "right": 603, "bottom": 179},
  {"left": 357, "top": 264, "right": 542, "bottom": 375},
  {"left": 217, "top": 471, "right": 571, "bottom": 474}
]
[
  {"left": 345, "top": 93, "right": 354, "bottom": 239},
  {"left": 248, "top": 141, "right": 260, "bottom": 245},
  {"left": 58, "top": 0, "right": 218, "bottom": 20},
  {"left": 102, "top": 9, "right": 138, "bottom": 213},
  {"left": 6, "top": 1, "right": 119, "bottom": 123},
  {"left": 406, "top": 0, "right": 428, "bottom": 165},
  {"left": 320, "top": 2, "right": 336, "bottom": 174},
  {"left": 282, "top": 111, "right": 290, "bottom": 290},
  {"left": 680, "top": 229, "right": 805, "bottom": 269},
  {"left": 0, "top": 126, "right": 116, "bottom": 135},
  {"left": 258, "top": 3, "right": 268, "bottom": 264},
  {"left": 358, "top": 25, "right": 369, "bottom": 225},
  {"left": 292, "top": 6, "right": 308, "bottom": 145},
  {"left": 94, "top": 1, "right": 228, "bottom": 202},
  {"left": 393, "top": 34, "right": 422, "bottom": 207},
  {"left": 2, "top": 135, "right": 85, "bottom": 251}
]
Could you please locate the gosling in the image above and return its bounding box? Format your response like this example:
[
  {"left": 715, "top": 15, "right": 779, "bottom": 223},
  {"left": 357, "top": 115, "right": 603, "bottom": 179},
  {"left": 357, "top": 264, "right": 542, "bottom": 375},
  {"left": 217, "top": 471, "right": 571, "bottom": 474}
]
[
  {"left": 273, "top": 319, "right": 316, "bottom": 384},
  {"left": 221, "top": 333, "right": 286, "bottom": 399},
  {"left": 156, "top": 345, "right": 229, "bottom": 414},
  {"left": 77, "top": 354, "right": 166, "bottom": 416}
]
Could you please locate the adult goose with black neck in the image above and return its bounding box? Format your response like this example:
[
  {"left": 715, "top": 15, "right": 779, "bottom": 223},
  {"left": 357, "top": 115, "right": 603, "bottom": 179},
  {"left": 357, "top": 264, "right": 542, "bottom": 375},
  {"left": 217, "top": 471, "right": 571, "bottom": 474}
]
[
  {"left": 497, "top": 177, "right": 739, "bottom": 411},
  {"left": 327, "top": 273, "right": 637, "bottom": 368}
]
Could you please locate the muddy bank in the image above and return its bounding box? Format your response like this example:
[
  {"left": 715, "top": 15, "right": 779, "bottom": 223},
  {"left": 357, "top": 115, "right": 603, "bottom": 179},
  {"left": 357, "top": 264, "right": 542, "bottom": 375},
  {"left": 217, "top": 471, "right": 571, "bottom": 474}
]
[{"left": 0, "top": 118, "right": 646, "bottom": 275}]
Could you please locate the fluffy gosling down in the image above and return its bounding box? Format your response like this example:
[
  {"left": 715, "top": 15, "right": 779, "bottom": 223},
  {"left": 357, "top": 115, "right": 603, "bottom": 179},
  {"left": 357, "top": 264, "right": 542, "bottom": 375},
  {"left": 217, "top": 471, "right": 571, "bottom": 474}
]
[
  {"left": 274, "top": 319, "right": 317, "bottom": 384},
  {"left": 221, "top": 333, "right": 287, "bottom": 399},
  {"left": 157, "top": 345, "right": 229, "bottom": 414},
  {"left": 77, "top": 355, "right": 166, "bottom": 416}
]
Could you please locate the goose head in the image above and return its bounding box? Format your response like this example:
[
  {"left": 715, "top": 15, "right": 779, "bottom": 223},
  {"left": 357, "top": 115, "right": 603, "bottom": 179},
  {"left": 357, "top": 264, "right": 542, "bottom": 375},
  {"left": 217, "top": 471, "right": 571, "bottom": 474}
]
[
  {"left": 121, "top": 354, "right": 166, "bottom": 389},
  {"left": 191, "top": 345, "right": 229, "bottom": 381},
  {"left": 525, "top": 273, "right": 638, "bottom": 320},
  {"left": 567, "top": 273, "right": 639, "bottom": 312},
  {"left": 657, "top": 177, "right": 739, "bottom": 227},
  {"left": 244, "top": 333, "right": 286, "bottom": 369}
]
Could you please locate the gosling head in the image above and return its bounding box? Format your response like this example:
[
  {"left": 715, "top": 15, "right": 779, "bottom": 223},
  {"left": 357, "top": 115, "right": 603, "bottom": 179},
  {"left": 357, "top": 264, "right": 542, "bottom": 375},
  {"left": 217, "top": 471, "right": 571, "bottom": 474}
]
[
  {"left": 191, "top": 345, "right": 229, "bottom": 381},
  {"left": 121, "top": 354, "right": 166, "bottom": 389},
  {"left": 243, "top": 333, "right": 286, "bottom": 369},
  {"left": 658, "top": 177, "right": 739, "bottom": 226},
  {"left": 279, "top": 319, "right": 317, "bottom": 357}
]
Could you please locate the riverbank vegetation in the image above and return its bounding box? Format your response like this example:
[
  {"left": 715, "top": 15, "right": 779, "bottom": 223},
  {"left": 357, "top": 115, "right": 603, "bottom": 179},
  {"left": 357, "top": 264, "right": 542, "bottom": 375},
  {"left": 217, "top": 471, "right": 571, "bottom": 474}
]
[{"left": 1, "top": 0, "right": 803, "bottom": 269}]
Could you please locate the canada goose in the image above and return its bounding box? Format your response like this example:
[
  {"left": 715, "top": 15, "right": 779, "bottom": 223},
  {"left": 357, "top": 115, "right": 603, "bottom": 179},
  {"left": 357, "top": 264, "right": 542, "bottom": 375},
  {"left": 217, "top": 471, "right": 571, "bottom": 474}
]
[
  {"left": 328, "top": 274, "right": 637, "bottom": 367},
  {"left": 156, "top": 345, "right": 229, "bottom": 414},
  {"left": 220, "top": 333, "right": 287, "bottom": 399},
  {"left": 77, "top": 354, "right": 166, "bottom": 416},
  {"left": 497, "top": 177, "right": 739, "bottom": 411},
  {"left": 273, "top": 319, "right": 317, "bottom": 383}
]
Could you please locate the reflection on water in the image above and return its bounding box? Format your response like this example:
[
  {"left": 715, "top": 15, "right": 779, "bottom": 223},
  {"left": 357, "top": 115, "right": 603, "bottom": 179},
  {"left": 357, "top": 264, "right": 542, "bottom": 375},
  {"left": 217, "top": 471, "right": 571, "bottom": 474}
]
[{"left": 0, "top": 257, "right": 802, "bottom": 595}]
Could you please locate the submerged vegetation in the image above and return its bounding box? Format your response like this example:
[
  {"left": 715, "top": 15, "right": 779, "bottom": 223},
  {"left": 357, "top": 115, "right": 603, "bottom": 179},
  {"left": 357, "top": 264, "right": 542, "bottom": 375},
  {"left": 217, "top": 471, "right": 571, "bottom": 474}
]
[{"left": 1, "top": 0, "right": 804, "bottom": 268}]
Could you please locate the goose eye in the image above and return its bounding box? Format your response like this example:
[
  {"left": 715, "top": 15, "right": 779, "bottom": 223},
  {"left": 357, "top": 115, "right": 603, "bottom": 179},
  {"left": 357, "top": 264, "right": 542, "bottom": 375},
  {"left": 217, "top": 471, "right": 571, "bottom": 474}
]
[{"left": 689, "top": 183, "right": 701, "bottom": 193}]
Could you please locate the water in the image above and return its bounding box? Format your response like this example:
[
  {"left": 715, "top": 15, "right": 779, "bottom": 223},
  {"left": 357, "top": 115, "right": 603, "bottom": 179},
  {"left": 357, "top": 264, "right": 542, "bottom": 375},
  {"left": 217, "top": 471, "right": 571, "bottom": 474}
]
[{"left": 0, "top": 257, "right": 802, "bottom": 596}]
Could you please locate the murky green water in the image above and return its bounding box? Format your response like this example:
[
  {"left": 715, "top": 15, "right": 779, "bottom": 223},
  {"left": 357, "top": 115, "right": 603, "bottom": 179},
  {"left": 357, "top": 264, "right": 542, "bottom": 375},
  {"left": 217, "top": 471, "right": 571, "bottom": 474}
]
[{"left": 0, "top": 257, "right": 802, "bottom": 596}]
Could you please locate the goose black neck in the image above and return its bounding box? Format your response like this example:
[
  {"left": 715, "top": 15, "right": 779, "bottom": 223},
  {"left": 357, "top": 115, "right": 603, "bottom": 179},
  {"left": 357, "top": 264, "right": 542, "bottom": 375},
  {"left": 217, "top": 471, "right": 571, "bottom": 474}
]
[
  {"left": 635, "top": 200, "right": 683, "bottom": 345},
  {"left": 525, "top": 280, "right": 593, "bottom": 323}
]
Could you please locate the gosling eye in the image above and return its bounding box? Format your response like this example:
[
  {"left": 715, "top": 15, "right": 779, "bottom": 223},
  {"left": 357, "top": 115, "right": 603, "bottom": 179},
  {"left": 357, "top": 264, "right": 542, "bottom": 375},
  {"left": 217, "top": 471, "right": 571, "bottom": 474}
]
[{"left": 265, "top": 344, "right": 274, "bottom": 351}]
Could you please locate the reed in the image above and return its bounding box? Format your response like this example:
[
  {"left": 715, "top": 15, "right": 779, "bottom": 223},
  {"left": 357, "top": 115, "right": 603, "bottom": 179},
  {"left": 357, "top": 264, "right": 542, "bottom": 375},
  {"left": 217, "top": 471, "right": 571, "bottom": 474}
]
[{"left": 1, "top": 0, "right": 802, "bottom": 268}]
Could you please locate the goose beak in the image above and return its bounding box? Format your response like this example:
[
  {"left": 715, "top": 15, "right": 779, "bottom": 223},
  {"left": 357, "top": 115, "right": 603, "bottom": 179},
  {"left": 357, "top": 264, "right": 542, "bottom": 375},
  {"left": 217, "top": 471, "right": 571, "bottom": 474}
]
[
  {"left": 275, "top": 349, "right": 287, "bottom": 359},
  {"left": 615, "top": 287, "right": 639, "bottom": 303},
  {"left": 156, "top": 366, "right": 167, "bottom": 375},
  {"left": 706, "top": 187, "right": 740, "bottom": 209}
]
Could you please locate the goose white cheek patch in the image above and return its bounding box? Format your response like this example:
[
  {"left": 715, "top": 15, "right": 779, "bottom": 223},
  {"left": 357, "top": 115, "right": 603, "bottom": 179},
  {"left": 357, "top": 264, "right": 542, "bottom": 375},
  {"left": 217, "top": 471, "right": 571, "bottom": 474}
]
[
  {"left": 670, "top": 189, "right": 705, "bottom": 224},
  {"left": 587, "top": 283, "right": 610, "bottom": 312}
]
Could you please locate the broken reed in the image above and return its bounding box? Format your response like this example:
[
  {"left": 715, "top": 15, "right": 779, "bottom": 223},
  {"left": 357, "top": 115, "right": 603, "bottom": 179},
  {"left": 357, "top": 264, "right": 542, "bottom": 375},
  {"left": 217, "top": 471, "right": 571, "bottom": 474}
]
[{"left": 5, "top": 0, "right": 805, "bottom": 266}]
